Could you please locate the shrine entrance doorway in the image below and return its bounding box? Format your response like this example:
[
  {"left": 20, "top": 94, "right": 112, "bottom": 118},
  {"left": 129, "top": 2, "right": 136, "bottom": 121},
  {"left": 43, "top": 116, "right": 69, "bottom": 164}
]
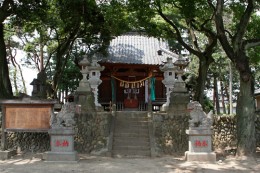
[{"left": 98, "top": 62, "right": 166, "bottom": 111}]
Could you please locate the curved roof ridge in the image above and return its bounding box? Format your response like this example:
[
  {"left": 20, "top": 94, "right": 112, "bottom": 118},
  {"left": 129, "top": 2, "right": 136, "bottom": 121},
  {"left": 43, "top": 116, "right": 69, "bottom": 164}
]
[{"left": 99, "top": 34, "right": 177, "bottom": 65}]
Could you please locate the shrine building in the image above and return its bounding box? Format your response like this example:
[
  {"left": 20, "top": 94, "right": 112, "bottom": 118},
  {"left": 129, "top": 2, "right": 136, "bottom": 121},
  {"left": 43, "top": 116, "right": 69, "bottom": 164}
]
[{"left": 95, "top": 32, "right": 178, "bottom": 111}]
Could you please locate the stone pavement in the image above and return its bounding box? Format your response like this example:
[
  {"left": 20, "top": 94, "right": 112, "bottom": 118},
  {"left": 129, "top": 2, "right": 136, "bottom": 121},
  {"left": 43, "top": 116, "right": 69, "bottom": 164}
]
[{"left": 0, "top": 153, "right": 260, "bottom": 173}]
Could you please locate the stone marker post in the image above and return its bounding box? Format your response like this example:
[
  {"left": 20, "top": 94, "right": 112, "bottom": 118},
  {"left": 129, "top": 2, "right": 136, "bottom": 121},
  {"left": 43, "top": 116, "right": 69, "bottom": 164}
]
[
  {"left": 185, "top": 101, "right": 216, "bottom": 162},
  {"left": 45, "top": 102, "right": 78, "bottom": 162}
]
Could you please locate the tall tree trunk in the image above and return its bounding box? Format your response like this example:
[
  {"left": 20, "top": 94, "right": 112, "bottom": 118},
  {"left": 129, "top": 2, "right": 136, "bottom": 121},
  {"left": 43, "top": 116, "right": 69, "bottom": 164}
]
[
  {"left": 213, "top": 74, "right": 220, "bottom": 114},
  {"left": 220, "top": 81, "right": 226, "bottom": 114},
  {"left": 13, "top": 67, "right": 18, "bottom": 96},
  {"left": 214, "top": 0, "right": 257, "bottom": 156},
  {"left": 52, "top": 29, "right": 77, "bottom": 98},
  {"left": 0, "top": 23, "right": 13, "bottom": 98},
  {"left": 194, "top": 56, "right": 213, "bottom": 107},
  {"left": 236, "top": 55, "right": 256, "bottom": 156},
  {"left": 17, "top": 63, "right": 27, "bottom": 94},
  {"left": 224, "top": 82, "right": 230, "bottom": 114},
  {"left": 212, "top": 88, "right": 216, "bottom": 114}
]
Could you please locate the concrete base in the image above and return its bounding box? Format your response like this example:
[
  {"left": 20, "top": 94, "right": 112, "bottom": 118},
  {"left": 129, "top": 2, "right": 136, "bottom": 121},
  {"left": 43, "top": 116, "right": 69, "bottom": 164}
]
[
  {"left": 44, "top": 151, "right": 78, "bottom": 162},
  {"left": 0, "top": 150, "right": 16, "bottom": 160},
  {"left": 185, "top": 151, "right": 216, "bottom": 162}
]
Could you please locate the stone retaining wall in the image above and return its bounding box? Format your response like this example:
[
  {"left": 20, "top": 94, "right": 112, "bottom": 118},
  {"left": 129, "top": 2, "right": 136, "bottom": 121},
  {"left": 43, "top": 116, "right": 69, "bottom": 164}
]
[
  {"left": 212, "top": 115, "right": 237, "bottom": 149},
  {"left": 74, "top": 111, "right": 112, "bottom": 153},
  {"left": 0, "top": 111, "right": 112, "bottom": 153},
  {"left": 153, "top": 113, "right": 189, "bottom": 154},
  {"left": 153, "top": 113, "right": 260, "bottom": 154},
  {"left": 1, "top": 111, "right": 259, "bottom": 154}
]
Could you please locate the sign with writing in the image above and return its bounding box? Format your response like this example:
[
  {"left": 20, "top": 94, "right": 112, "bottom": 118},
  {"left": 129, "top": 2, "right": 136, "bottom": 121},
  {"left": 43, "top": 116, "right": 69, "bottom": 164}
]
[
  {"left": 189, "top": 136, "right": 212, "bottom": 152},
  {"left": 54, "top": 139, "right": 69, "bottom": 147},
  {"left": 3, "top": 104, "right": 53, "bottom": 131},
  {"left": 194, "top": 140, "right": 208, "bottom": 147}
]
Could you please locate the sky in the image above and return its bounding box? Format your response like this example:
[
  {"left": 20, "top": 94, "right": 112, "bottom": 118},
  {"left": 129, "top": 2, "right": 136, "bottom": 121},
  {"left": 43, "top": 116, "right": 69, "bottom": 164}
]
[{"left": 15, "top": 50, "right": 37, "bottom": 96}]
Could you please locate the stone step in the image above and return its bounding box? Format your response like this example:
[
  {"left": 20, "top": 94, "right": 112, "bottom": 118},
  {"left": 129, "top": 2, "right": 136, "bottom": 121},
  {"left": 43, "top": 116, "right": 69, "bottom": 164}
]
[
  {"left": 114, "top": 126, "right": 149, "bottom": 132},
  {"left": 116, "top": 116, "right": 148, "bottom": 119},
  {"left": 112, "top": 149, "right": 151, "bottom": 158},
  {"left": 113, "top": 132, "right": 149, "bottom": 138},
  {"left": 113, "top": 139, "right": 150, "bottom": 146},
  {"left": 115, "top": 120, "right": 149, "bottom": 124},
  {"left": 116, "top": 118, "right": 148, "bottom": 123},
  {"left": 113, "top": 146, "right": 150, "bottom": 151},
  {"left": 115, "top": 125, "right": 149, "bottom": 130},
  {"left": 111, "top": 111, "right": 151, "bottom": 158},
  {"left": 116, "top": 112, "right": 148, "bottom": 118}
]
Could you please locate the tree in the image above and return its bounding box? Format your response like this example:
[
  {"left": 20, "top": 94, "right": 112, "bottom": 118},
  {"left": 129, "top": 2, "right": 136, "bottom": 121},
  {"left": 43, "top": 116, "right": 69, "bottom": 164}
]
[
  {"left": 0, "top": 0, "right": 48, "bottom": 99},
  {"left": 212, "top": 0, "right": 260, "bottom": 156},
  {"left": 10, "top": 0, "right": 130, "bottom": 98},
  {"left": 126, "top": 0, "right": 218, "bottom": 106},
  {"left": 0, "top": 0, "right": 14, "bottom": 98}
]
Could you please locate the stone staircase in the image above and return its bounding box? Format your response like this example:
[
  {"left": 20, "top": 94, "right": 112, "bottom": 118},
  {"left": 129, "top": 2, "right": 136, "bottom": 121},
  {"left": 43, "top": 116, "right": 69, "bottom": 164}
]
[{"left": 112, "top": 111, "right": 151, "bottom": 158}]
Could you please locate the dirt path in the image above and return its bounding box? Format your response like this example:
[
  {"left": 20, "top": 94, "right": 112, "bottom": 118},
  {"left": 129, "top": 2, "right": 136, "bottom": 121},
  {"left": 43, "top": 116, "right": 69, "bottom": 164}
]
[{"left": 0, "top": 153, "right": 259, "bottom": 173}]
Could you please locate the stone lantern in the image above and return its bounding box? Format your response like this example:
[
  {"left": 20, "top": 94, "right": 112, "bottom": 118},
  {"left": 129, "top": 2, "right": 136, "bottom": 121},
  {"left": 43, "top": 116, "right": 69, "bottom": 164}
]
[
  {"left": 173, "top": 55, "right": 189, "bottom": 92},
  {"left": 30, "top": 71, "right": 47, "bottom": 98},
  {"left": 88, "top": 55, "right": 105, "bottom": 107},
  {"left": 77, "top": 55, "right": 91, "bottom": 92},
  {"left": 159, "top": 57, "right": 177, "bottom": 111},
  {"left": 167, "top": 55, "right": 190, "bottom": 113},
  {"left": 30, "top": 78, "right": 41, "bottom": 96},
  {"left": 75, "top": 54, "right": 96, "bottom": 113}
]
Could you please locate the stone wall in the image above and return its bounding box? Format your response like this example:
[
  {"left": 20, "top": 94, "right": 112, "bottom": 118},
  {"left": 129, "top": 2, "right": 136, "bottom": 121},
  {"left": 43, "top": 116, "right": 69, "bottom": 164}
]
[
  {"left": 1, "top": 111, "right": 259, "bottom": 154},
  {"left": 6, "top": 132, "right": 50, "bottom": 152},
  {"left": 74, "top": 111, "right": 112, "bottom": 153},
  {"left": 153, "top": 113, "right": 189, "bottom": 154},
  {"left": 153, "top": 112, "right": 260, "bottom": 154},
  {"left": 0, "top": 111, "right": 112, "bottom": 153},
  {"left": 212, "top": 115, "right": 237, "bottom": 149}
]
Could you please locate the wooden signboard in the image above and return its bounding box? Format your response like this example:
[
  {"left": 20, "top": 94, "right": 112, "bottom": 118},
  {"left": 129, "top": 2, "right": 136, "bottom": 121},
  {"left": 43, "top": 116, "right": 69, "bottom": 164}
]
[
  {"left": 0, "top": 99, "right": 57, "bottom": 150},
  {"left": 4, "top": 104, "right": 51, "bottom": 131}
]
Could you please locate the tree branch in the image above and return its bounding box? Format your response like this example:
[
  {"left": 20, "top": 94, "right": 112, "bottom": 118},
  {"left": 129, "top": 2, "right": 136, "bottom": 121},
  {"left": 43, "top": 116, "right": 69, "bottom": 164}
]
[
  {"left": 244, "top": 38, "right": 260, "bottom": 49},
  {"left": 186, "top": 19, "right": 201, "bottom": 52},
  {"left": 233, "top": 0, "right": 255, "bottom": 48},
  {"left": 215, "top": 0, "right": 235, "bottom": 59},
  {"left": 156, "top": 7, "right": 200, "bottom": 57},
  {"left": 0, "top": 0, "right": 14, "bottom": 22}
]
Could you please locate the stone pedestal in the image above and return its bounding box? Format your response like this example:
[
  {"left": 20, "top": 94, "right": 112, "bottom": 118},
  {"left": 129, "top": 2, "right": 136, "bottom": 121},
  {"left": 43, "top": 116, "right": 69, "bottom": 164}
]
[
  {"left": 185, "top": 128, "right": 216, "bottom": 162},
  {"left": 167, "top": 92, "right": 190, "bottom": 114},
  {"left": 0, "top": 150, "right": 16, "bottom": 160},
  {"left": 45, "top": 128, "right": 78, "bottom": 162}
]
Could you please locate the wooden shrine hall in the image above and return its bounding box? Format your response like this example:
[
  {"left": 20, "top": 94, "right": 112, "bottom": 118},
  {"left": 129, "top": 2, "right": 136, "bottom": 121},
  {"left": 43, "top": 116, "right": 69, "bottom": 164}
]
[{"left": 97, "top": 33, "right": 177, "bottom": 111}]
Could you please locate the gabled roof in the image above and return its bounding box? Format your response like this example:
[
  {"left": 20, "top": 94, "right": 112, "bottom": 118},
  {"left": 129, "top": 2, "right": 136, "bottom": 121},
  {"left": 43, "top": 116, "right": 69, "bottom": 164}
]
[{"left": 98, "top": 33, "right": 176, "bottom": 65}]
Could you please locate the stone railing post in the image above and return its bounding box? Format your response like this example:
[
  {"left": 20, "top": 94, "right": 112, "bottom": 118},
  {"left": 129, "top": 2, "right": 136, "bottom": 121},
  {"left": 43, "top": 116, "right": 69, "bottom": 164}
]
[{"left": 185, "top": 101, "right": 216, "bottom": 162}]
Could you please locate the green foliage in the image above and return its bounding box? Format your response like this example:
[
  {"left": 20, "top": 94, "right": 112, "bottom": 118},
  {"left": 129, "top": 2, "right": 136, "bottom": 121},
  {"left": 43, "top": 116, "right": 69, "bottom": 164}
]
[
  {"left": 49, "top": 58, "right": 81, "bottom": 92},
  {"left": 5, "top": 0, "right": 132, "bottom": 97},
  {"left": 203, "top": 95, "right": 214, "bottom": 113}
]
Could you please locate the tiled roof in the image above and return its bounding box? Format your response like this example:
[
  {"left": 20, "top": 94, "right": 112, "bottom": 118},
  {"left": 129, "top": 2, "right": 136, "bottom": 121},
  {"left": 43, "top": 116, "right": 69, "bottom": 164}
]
[{"left": 98, "top": 33, "right": 176, "bottom": 65}]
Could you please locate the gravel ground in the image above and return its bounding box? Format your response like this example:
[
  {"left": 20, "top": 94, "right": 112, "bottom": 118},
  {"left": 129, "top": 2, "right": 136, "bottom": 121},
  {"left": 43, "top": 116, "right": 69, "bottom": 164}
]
[{"left": 0, "top": 152, "right": 259, "bottom": 173}]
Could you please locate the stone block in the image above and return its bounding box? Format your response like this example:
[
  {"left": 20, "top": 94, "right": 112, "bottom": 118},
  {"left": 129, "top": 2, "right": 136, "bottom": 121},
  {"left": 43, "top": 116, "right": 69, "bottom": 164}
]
[
  {"left": 44, "top": 151, "right": 78, "bottom": 162},
  {"left": 186, "top": 129, "right": 213, "bottom": 153},
  {"left": 46, "top": 128, "right": 78, "bottom": 162},
  {"left": 185, "top": 129, "right": 216, "bottom": 162},
  {"left": 0, "top": 150, "right": 16, "bottom": 160},
  {"left": 49, "top": 128, "right": 75, "bottom": 153},
  {"left": 185, "top": 151, "right": 216, "bottom": 162}
]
